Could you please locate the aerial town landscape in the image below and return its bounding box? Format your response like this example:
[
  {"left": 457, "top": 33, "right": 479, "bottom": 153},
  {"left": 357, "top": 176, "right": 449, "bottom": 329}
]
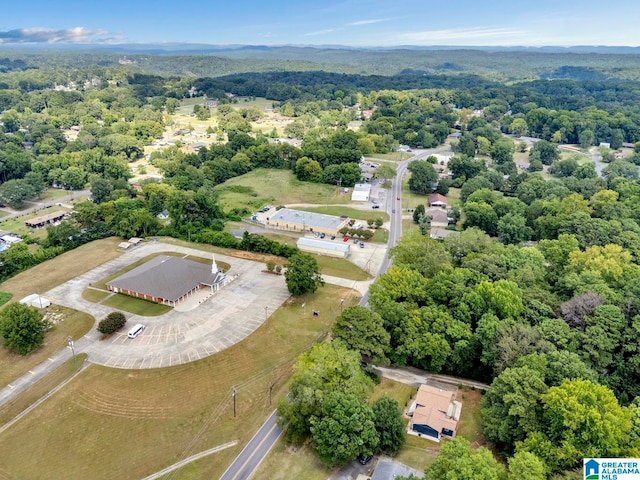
[{"left": 2, "top": 1, "right": 640, "bottom": 479}]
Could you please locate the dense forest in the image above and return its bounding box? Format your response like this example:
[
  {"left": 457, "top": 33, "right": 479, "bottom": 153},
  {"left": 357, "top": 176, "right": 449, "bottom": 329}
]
[{"left": 4, "top": 48, "right": 640, "bottom": 477}]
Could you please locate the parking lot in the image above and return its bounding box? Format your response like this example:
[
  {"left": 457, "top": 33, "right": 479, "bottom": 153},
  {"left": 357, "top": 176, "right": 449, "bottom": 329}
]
[{"left": 44, "top": 241, "right": 291, "bottom": 369}]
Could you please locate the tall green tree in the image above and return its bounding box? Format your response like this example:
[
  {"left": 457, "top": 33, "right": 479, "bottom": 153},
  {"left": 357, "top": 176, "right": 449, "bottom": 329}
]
[
  {"left": 310, "top": 391, "right": 379, "bottom": 467},
  {"left": 0, "top": 303, "right": 50, "bottom": 355},
  {"left": 372, "top": 396, "right": 405, "bottom": 455},
  {"left": 408, "top": 160, "right": 438, "bottom": 194},
  {"left": 284, "top": 253, "right": 324, "bottom": 295},
  {"left": 425, "top": 437, "right": 507, "bottom": 480},
  {"left": 481, "top": 366, "right": 548, "bottom": 453},
  {"left": 277, "top": 341, "right": 372, "bottom": 443},
  {"left": 332, "top": 306, "right": 390, "bottom": 363}
]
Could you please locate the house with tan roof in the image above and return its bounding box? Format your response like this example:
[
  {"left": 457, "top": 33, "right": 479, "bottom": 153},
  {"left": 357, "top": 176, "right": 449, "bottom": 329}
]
[{"left": 408, "top": 384, "right": 462, "bottom": 442}]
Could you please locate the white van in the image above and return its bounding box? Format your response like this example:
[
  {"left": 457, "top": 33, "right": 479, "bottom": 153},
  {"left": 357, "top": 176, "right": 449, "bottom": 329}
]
[{"left": 127, "top": 324, "right": 145, "bottom": 339}]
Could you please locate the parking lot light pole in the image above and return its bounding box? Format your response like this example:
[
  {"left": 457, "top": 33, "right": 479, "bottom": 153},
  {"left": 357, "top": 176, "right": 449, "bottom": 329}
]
[
  {"left": 232, "top": 387, "right": 236, "bottom": 418},
  {"left": 67, "top": 336, "right": 75, "bottom": 361}
]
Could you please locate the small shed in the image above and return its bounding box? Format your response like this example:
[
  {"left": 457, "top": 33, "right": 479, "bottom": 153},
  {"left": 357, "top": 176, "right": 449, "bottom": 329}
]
[
  {"left": 351, "top": 183, "right": 372, "bottom": 202},
  {"left": 297, "top": 237, "right": 350, "bottom": 258},
  {"left": 20, "top": 294, "right": 51, "bottom": 309}
]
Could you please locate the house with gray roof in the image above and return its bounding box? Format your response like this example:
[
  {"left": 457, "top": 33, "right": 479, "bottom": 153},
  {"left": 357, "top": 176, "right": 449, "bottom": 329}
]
[{"left": 106, "top": 255, "right": 227, "bottom": 306}]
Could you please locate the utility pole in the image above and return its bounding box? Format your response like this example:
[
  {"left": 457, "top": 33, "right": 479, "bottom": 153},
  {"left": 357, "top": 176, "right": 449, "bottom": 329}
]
[
  {"left": 67, "top": 336, "right": 75, "bottom": 361},
  {"left": 232, "top": 387, "right": 236, "bottom": 418},
  {"left": 269, "top": 382, "right": 274, "bottom": 406},
  {"left": 340, "top": 298, "right": 344, "bottom": 313},
  {"left": 264, "top": 306, "right": 268, "bottom": 321}
]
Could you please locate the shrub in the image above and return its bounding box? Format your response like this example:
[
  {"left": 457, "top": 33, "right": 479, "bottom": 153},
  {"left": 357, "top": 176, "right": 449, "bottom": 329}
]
[
  {"left": 97, "top": 311, "right": 127, "bottom": 335},
  {"left": 266, "top": 261, "right": 276, "bottom": 272}
]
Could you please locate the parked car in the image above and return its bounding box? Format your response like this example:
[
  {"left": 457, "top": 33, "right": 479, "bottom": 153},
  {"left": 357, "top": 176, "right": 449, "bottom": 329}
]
[
  {"left": 372, "top": 205, "right": 380, "bottom": 209},
  {"left": 320, "top": 233, "right": 325, "bottom": 239},
  {"left": 358, "top": 454, "right": 373, "bottom": 465},
  {"left": 360, "top": 242, "right": 365, "bottom": 248}
]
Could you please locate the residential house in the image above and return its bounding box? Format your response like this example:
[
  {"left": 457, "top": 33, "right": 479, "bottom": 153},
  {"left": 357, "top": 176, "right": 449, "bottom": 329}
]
[
  {"left": 424, "top": 208, "right": 449, "bottom": 228},
  {"left": 408, "top": 384, "right": 462, "bottom": 442},
  {"left": 428, "top": 193, "right": 448, "bottom": 208}
]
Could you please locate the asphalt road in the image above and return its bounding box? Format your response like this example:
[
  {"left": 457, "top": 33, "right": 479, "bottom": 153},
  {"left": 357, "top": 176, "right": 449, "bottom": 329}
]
[{"left": 219, "top": 410, "right": 281, "bottom": 480}]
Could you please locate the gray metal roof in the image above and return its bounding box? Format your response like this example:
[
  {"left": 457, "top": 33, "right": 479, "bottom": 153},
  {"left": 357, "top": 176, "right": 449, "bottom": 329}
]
[
  {"left": 353, "top": 183, "right": 372, "bottom": 192},
  {"left": 269, "top": 208, "right": 347, "bottom": 230},
  {"left": 107, "top": 255, "right": 224, "bottom": 302},
  {"left": 297, "top": 237, "right": 350, "bottom": 252},
  {"left": 371, "top": 460, "right": 424, "bottom": 480}
]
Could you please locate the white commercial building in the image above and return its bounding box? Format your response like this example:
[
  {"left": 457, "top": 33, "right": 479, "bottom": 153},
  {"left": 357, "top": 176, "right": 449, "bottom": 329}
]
[
  {"left": 351, "top": 183, "right": 372, "bottom": 202},
  {"left": 297, "top": 237, "right": 350, "bottom": 258}
]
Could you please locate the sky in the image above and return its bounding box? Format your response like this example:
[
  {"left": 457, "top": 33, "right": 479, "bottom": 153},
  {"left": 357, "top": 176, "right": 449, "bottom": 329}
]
[{"left": 1, "top": 0, "right": 639, "bottom": 47}]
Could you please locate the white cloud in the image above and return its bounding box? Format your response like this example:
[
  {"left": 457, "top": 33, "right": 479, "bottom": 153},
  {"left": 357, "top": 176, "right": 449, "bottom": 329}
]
[
  {"left": 346, "top": 19, "right": 386, "bottom": 27},
  {"left": 400, "top": 27, "right": 525, "bottom": 44},
  {"left": 303, "top": 29, "right": 335, "bottom": 37},
  {"left": 0, "top": 27, "right": 117, "bottom": 44}
]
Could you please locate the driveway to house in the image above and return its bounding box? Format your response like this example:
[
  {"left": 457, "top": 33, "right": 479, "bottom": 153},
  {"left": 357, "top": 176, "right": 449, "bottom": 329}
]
[{"left": 44, "top": 241, "right": 292, "bottom": 370}]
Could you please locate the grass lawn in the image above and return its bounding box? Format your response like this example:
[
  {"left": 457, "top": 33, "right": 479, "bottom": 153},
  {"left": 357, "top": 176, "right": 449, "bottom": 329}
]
[
  {"left": 0, "top": 354, "right": 87, "bottom": 426},
  {"left": 82, "top": 289, "right": 110, "bottom": 303},
  {"left": 371, "top": 228, "right": 389, "bottom": 243},
  {"left": 214, "top": 169, "right": 350, "bottom": 213},
  {"left": 0, "top": 237, "right": 122, "bottom": 304},
  {"left": 37, "top": 188, "right": 72, "bottom": 202},
  {"left": 0, "top": 306, "right": 94, "bottom": 388},
  {"left": 395, "top": 434, "right": 439, "bottom": 472},
  {"left": 0, "top": 210, "right": 9, "bottom": 219},
  {"left": 0, "top": 291, "right": 12, "bottom": 307},
  {"left": 369, "top": 377, "right": 416, "bottom": 408},
  {"left": 0, "top": 284, "right": 358, "bottom": 480},
  {"left": 314, "top": 255, "right": 370, "bottom": 281},
  {"left": 255, "top": 440, "right": 333, "bottom": 480},
  {"left": 297, "top": 206, "right": 389, "bottom": 223},
  {"left": 456, "top": 387, "right": 486, "bottom": 445},
  {"left": 101, "top": 293, "right": 173, "bottom": 316}
]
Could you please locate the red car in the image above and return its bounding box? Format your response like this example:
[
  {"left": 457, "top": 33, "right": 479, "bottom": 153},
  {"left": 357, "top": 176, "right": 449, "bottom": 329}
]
[{"left": 343, "top": 237, "right": 349, "bottom": 242}]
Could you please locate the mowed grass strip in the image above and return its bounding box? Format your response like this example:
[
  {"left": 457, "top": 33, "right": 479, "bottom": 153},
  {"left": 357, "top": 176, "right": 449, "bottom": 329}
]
[
  {"left": 314, "top": 255, "right": 370, "bottom": 281},
  {"left": 0, "top": 354, "right": 87, "bottom": 426},
  {"left": 0, "top": 306, "right": 94, "bottom": 388},
  {"left": 215, "top": 169, "right": 349, "bottom": 212},
  {"left": 0, "top": 285, "right": 360, "bottom": 480},
  {"left": 101, "top": 293, "right": 172, "bottom": 316}
]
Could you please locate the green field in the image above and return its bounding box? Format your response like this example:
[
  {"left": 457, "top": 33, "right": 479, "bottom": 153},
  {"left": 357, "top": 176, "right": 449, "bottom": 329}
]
[
  {"left": 297, "top": 205, "right": 389, "bottom": 223},
  {"left": 214, "top": 169, "right": 350, "bottom": 213},
  {"left": 0, "top": 284, "right": 359, "bottom": 480},
  {"left": 101, "top": 293, "right": 173, "bottom": 316}
]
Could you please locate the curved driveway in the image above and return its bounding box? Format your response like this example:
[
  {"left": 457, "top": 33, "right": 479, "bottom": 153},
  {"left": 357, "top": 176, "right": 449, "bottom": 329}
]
[{"left": 44, "top": 241, "right": 291, "bottom": 369}]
